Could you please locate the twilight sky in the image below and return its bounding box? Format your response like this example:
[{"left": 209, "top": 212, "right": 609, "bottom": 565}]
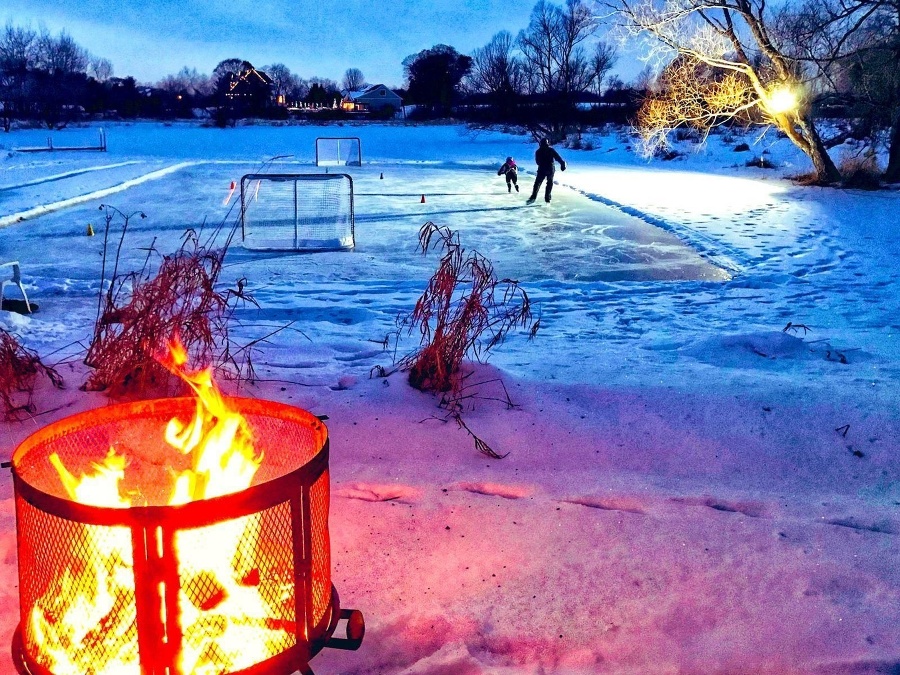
[{"left": 3, "top": 0, "right": 554, "bottom": 86}]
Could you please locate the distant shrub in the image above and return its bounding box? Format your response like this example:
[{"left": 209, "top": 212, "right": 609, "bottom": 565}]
[
  {"left": 734, "top": 142, "right": 750, "bottom": 152},
  {"left": 674, "top": 127, "right": 700, "bottom": 143},
  {"left": 840, "top": 155, "right": 881, "bottom": 190},
  {"left": 746, "top": 155, "right": 776, "bottom": 169},
  {"left": 656, "top": 148, "right": 684, "bottom": 161}
]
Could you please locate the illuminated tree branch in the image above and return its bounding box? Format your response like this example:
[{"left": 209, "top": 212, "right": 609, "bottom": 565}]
[{"left": 603, "top": 0, "right": 843, "bottom": 182}]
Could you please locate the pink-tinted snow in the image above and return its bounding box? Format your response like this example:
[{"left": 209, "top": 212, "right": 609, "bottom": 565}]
[{"left": 1, "top": 122, "right": 898, "bottom": 674}]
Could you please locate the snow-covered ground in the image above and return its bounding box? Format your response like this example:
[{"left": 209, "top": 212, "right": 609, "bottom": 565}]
[{"left": 1, "top": 121, "right": 898, "bottom": 674}]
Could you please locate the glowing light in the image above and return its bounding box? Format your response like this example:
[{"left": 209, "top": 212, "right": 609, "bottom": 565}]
[
  {"left": 764, "top": 86, "right": 798, "bottom": 115},
  {"left": 36, "top": 339, "right": 283, "bottom": 675}
]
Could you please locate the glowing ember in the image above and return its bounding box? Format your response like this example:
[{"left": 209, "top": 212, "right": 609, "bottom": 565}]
[{"left": 33, "top": 339, "right": 288, "bottom": 674}]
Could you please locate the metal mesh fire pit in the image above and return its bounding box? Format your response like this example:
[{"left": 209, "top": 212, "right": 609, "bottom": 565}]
[{"left": 10, "top": 397, "right": 363, "bottom": 675}]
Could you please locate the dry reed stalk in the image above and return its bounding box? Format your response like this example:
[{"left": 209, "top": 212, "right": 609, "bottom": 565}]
[
  {"left": 0, "top": 329, "right": 63, "bottom": 419},
  {"left": 389, "top": 221, "right": 538, "bottom": 458},
  {"left": 399, "top": 221, "right": 536, "bottom": 395},
  {"left": 83, "top": 205, "right": 253, "bottom": 397}
]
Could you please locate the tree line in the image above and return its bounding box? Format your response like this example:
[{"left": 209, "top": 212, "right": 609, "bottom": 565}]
[{"left": 3, "top": 0, "right": 900, "bottom": 184}]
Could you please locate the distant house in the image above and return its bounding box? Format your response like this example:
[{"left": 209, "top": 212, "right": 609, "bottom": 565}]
[
  {"left": 225, "top": 67, "right": 275, "bottom": 110},
  {"left": 340, "top": 84, "right": 402, "bottom": 114}
]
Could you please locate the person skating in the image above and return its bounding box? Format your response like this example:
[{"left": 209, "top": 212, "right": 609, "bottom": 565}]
[
  {"left": 526, "top": 138, "right": 566, "bottom": 204},
  {"left": 497, "top": 156, "right": 520, "bottom": 193}
]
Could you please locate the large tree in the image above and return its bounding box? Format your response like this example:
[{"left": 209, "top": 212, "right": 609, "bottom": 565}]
[
  {"left": 0, "top": 23, "right": 38, "bottom": 131},
  {"left": 468, "top": 31, "right": 523, "bottom": 100},
  {"left": 517, "top": 0, "right": 598, "bottom": 97},
  {"left": 604, "top": 0, "right": 841, "bottom": 183},
  {"left": 264, "top": 63, "right": 301, "bottom": 104},
  {"left": 782, "top": 0, "right": 900, "bottom": 182},
  {"left": 515, "top": 0, "right": 601, "bottom": 139},
  {"left": 588, "top": 40, "right": 618, "bottom": 98},
  {"left": 212, "top": 58, "right": 250, "bottom": 93},
  {"left": 31, "top": 28, "right": 92, "bottom": 128},
  {"left": 403, "top": 44, "right": 473, "bottom": 113},
  {"left": 342, "top": 67, "right": 366, "bottom": 91}
]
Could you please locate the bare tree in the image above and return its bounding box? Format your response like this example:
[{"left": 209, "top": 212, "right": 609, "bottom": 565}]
[
  {"left": 212, "top": 58, "right": 250, "bottom": 91},
  {"left": 0, "top": 23, "right": 38, "bottom": 130},
  {"left": 88, "top": 56, "right": 113, "bottom": 82},
  {"left": 518, "top": 0, "right": 598, "bottom": 97},
  {"left": 780, "top": 0, "right": 900, "bottom": 181},
  {"left": 637, "top": 54, "right": 759, "bottom": 150},
  {"left": 0, "top": 22, "right": 37, "bottom": 70},
  {"left": 265, "top": 63, "right": 297, "bottom": 103},
  {"left": 342, "top": 67, "right": 366, "bottom": 91},
  {"left": 180, "top": 66, "right": 212, "bottom": 96},
  {"left": 35, "top": 29, "right": 88, "bottom": 75},
  {"left": 588, "top": 40, "right": 618, "bottom": 96},
  {"left": 469, "top": 31, "right": 524, "bottom": 98},
  {"left": 604, "top": 0, "right": 841, "bottom": 183},
  {"left": 631, "top": 64, "right": 655, "bottom": 91},
  {"left": 290, "top": 76, "right": 310, "bottom": 103},
  {"left": 31, "top": 29, "right": 91, "bottom": 128}
]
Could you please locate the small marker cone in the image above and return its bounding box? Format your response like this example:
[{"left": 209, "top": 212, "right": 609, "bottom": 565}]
[
  {"left": 420, "top": 194, "right": 426, "bottom": 203},
  {"left": 380, "top": 172, "right": 384, "bottom": 179},
  {"left": 229, "top": 180, "right": 235, "bottom": 190},
  {"left": 87, "top": 223, "right": 95, "bottom": 236}
]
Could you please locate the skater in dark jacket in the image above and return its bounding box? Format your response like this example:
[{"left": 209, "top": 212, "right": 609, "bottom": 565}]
[
  {"left": 526, "top": 138, "right": 566, "bottom": 204},
  {"left": 497, "top": 156, "right": 519, "bottom": 192}
]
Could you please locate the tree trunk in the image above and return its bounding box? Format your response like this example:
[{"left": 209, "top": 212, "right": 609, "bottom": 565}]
[
  {"left": 884, "top": 112, "right": 900, "bottom": 183},
  {"left": 795, "top": 115, "right": 842, "bottom": 184}
]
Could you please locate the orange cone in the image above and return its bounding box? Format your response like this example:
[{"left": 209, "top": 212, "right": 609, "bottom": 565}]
[
  {"left": 87, "top": 223, "right": 95, "bottom": 236},
  {"left": 229, "top": 180, "right": 235, "bottom": 189},
  {"left": 420, "top": 194, "right": 426, "bottom": 203}
]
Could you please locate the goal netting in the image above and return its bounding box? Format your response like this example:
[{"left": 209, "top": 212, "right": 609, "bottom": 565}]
[
  {"left": 315, "top": 137, "right": 362, "bottom": 166},
  {"left": 240, "top": 173, "right": 355, "bottom": 251}
]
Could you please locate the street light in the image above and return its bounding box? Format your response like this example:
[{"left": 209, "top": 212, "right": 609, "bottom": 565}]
[{"left": 763, "top": 85, "right": 799, "bottom": 115}]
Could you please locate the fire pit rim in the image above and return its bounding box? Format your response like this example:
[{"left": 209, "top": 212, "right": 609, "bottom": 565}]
[{"left": 11, "top": 396, "right": 329, "bottom": 528}]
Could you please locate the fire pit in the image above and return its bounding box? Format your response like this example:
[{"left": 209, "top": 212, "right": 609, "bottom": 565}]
[{"left": 10, "top": 365, "right": 363, "bottom": 675}]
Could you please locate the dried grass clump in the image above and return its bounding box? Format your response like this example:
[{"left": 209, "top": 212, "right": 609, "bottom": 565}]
[
  {"left": 840, "top": 155, "right": 881, "bottom": 190},
  {"left": 387, "top": 222, "right": 538, "bottom": 459},
  {"left": 398, "top": 221, "right": 537, "bottom": 396},
  {"left": 84, "top": 206, "right": 252, "bottom": 397},
  {"left": 0, "top": 329, "right": 63, "bottom": 419}
]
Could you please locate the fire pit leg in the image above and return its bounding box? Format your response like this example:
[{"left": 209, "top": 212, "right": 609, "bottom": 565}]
[
  {"left": 11, "top": 624, "right": 30, "bottom": 675},
  {"left": 325, "top": 608, "right": 366, "bottom": 651}
]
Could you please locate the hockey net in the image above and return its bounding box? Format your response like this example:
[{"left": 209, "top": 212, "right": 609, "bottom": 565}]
[
  {"left": 315, "top": 137, "right": 362, "bottom": 166},
  {"left": 240, "top": 173, "right": 355, "bottom": 251}
]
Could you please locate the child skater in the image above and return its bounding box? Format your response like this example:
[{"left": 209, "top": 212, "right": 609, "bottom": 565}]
[{"left": 497, "top": 156, "right": 519, "bottom": 193}]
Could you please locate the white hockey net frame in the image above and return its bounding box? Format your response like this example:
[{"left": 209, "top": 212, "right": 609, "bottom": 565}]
[
  {"left": 315, "top": 137, "right": 362, "bottom": 166},
  {"left": 240, "top": 173, "right": 355, "bottom": 252}
]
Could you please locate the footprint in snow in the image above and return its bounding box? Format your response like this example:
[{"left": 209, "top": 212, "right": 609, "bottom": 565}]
[
  {"left": 560, "top": 495, "right": 646, "bottom": 514},
  {"left": 824, "top": 517, "right": 898, "bottom": 535},
  {"left": 448, "top": 482, "right": 533, "bottom": 500},
  {"left": 335, "top": 483, "right": 420, "bottom": 503},
  {"left": 671, "top": 496, "right": 769, "bottom": 518}
]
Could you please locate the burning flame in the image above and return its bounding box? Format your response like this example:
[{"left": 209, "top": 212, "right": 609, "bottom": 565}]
[{"left": 34, "top": 339, "right": 290, "bottom": 674}]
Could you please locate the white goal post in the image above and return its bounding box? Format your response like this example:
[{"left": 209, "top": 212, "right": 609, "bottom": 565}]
[
  {"left": 315, "top": 137, "right": 362, "bottom": 166},
  {"left": 240, "top": 173, "right": 355, "bottom": 252}
]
